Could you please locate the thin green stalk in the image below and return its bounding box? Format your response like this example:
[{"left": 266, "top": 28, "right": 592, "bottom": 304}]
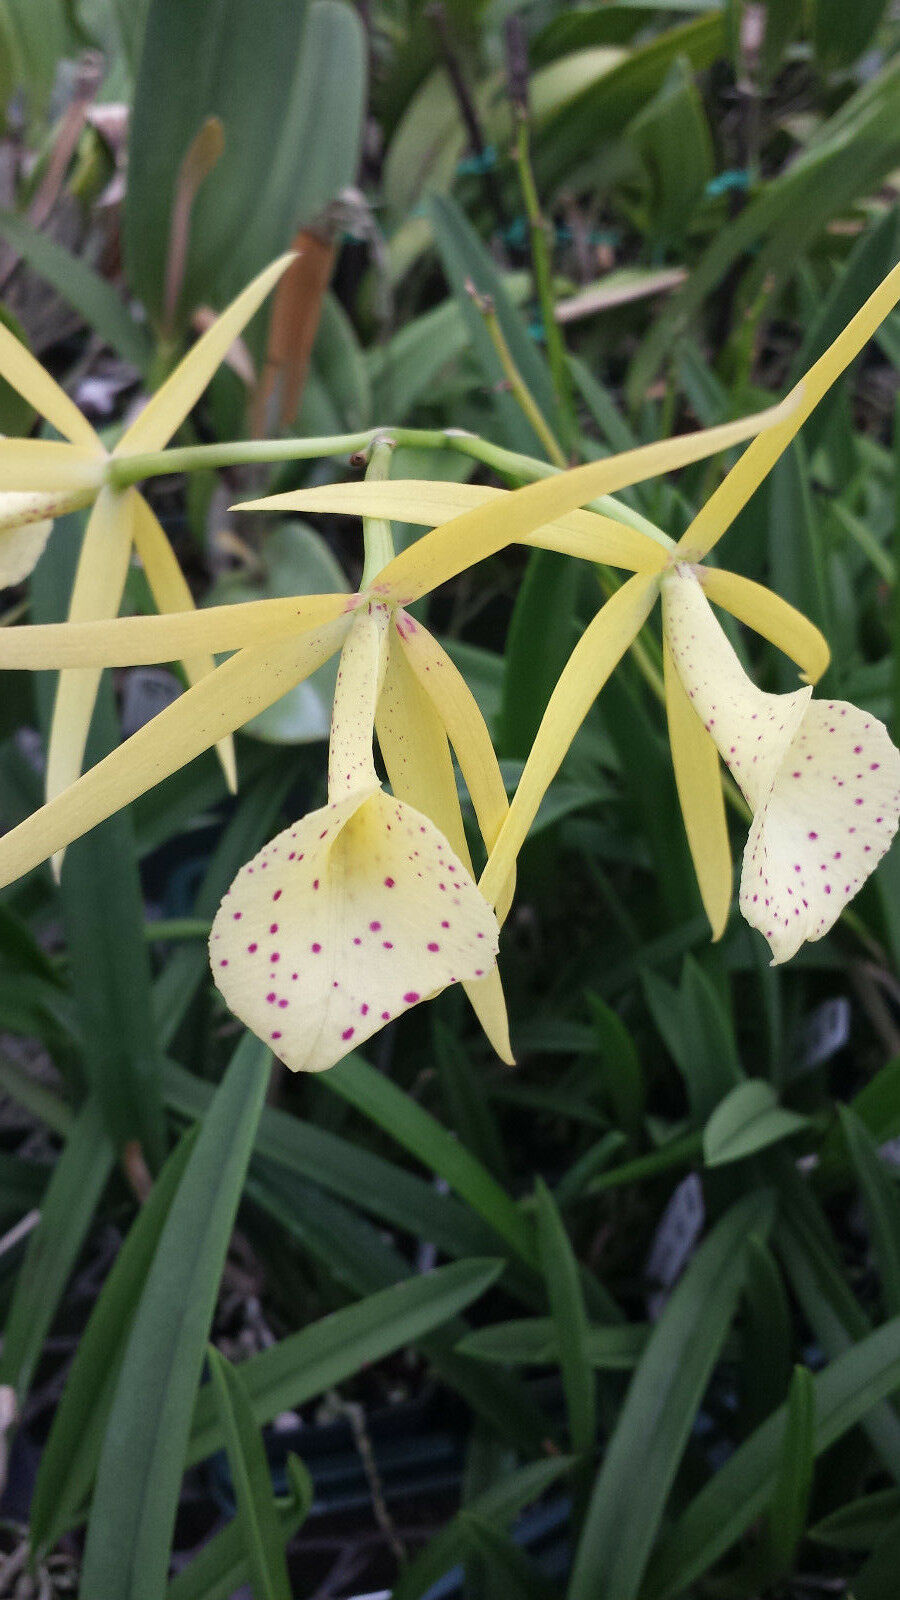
[
  {"left": 360, "top": 437, "right": 397, "bottom": 588},
  {"left": 104, "top": 427, "right": 675, "bottom": 551},
  {"left": 513, "top": 111, "right": 576, "bottom": 450},
  {"left": 466, "top": 283, "right": 568, "bottom": 469}
]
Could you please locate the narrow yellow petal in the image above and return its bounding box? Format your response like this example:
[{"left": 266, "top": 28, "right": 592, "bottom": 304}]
[
  {"left": 479, "top": 572, "right": 661, "bottom": 908},
  {"left": 663, "top": 632, "right": 732, "bottom": 940},
  {"left": 114, "top": 254, "right": 294, "bottom": 457},
  {"left": 0, "top": 592, "right": 354, "bottom": 669},
  {"left": 0, "top": 322, "right": 101, "bottom": 449},
  {"left": 130, "top": 491, "right": 236, "bottom": 790},
  {"left": 0, "top": 618, "right": 350, "bottom": 888},
  {"left": 237, "top": 479, "right": 669, "bottom": 575},
  {"left": 46, "top": 488, "right": 134, "bottom": 829},
  {"left": 393, "top": 610, "right": 516, "bottom": 922},
  {"left": 328, "top": 603, "right": 389, "bottom": 798},
  {"left": 376, "top": 628, "right": 513, "bottom": 1063},
  {"left": 678, "top": 260, "right": 900, "bottom": 560},
  {"left": 0, "top": 440, "right": 104, "bottom": 493},
  {"left": 210, "top": 783, "right": 500, "bottom": 1074},
  {"left": 372, "top": 396, "right": 798, "bottom": 606},
  {"left": 699, "top": 567, "right": 830, "bottom": 685}
]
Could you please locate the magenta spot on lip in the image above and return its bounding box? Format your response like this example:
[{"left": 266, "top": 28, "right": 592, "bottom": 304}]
[
  {"left": 312, "top": 879, "right": 319, "bottom": 890},
  {"left": 384, "top": 876, "right": 395, "bottom": 888},
  {"left": 361, "top": 1003, "right": 369, "bottom": 1016},
  {"left": 266, "top": 992, "right": 276, "bottom": 1003},
  {"left": 219, "top": 958, "right": 228, "bottom": 967},
  {"left": 247, "top": 942, "right": 258, "bottom": 953},
  {"left": 403, "top": 991, "right": 420, "bottom": 1003},
  {"left": 292, "top": 972, "right": 298, "bottom": 980},
  {"left": 353, "top": 936, "right": 362, "bottom": 945},
  {"left": 319, "top": 829, "right": 328, "bottom": 839},
  {"left": 278, "top": 999, "right": 288, "bottom": 1009},
  {"left": 381, "top": 1010, "right": 390, "bottom": 1021},
  {"left": 369, "top": 920, "right": 381, "bottom": 932},
  {"left": 270, "top": 952, "right": 280, "bottom": 962},
  {"left": 232, "top": 911, "right": 242, "bottom": 921},
  {"left": 441, "top": 920, "right": 450, "bottom": 929},
  {"left": 341, "top": 1027, "right": 355, "bottom": 1041},
  {"left": 427, "top": 942, "right": 440, "bottom": 952},
  {"left": 273, "top": 889, "right": 282, "bottom": 901},
  {"left": 854, "top": 745, "right": 863, "bottom": 754},
  {"left": 311, "top": 943, "right": 322, "bottom": 953},
  {"left": 383, "top": 940, "right": 393, "bottom": 949},
  {"left": 269, "top": 923, "right": 279, "bottom": 934},
  {"left": 808, "top": 831, "right": 818, "bottom": 840},
  {"left": 271, "top": 1030, "right": 282, "bottom": 1041}
]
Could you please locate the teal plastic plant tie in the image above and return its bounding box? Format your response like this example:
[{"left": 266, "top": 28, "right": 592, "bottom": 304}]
[
  {"left": 705, "top": 169, "right": 751, "bottom": 197},
  {"left": 457, "top": 144, "right": 498, "bottom": 176}
]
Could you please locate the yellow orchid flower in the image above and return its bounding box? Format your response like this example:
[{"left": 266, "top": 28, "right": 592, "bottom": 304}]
[
  {"left": 0, "top": 396, "right": 792, "bottom": 1070},
  {"left": 472, "top": 261, "right": 900, "bottom": 961},
  {"left": 0, "top": 253, "right": 293, "bottom": 827},
  {"left": 211, "top": 599, "right": 510, "bottom": 1072}
]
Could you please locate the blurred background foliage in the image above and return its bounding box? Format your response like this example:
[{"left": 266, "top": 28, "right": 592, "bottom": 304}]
[{"left": 0, "top": 0, "right": 900, "bottom": 1596}]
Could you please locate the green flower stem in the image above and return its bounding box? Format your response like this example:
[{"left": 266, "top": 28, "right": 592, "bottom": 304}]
[
  {"left": 360, "top": 437, "right": 397, "bottom": 589},
  {"left": 466, "top": 282, "right": 568, "bottom": 469},
  {"left": 513, "top": 110, "right": 576, "bottom": 450},
  {"left": 105, "top": 426, "right": 675, "bottom": 551}
]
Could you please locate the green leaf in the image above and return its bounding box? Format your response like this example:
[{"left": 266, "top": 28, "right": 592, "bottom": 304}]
[
  {"left": 0, "top": 1097, "right": 114, "bottom": 1402},
  {"left": 248, "top": 1167, "right": 553, "bottom": 1453},
  {"left": 839, "top": 1106, "right": 900, "bottom": 1318},
  {"left": 125, "top": 0, "right": 311, "bottom": 324},
  {"left": 434, "top": 1021, "right": 511, "bottom": 1186},
  {"left": 629, "top": 58, "right": 900, "bottom": 401},
  {"left": 459, "top": 1513, "right": 560, "bottom": 1600},
  {"left": 0, "top": 214, "right": 153, "bottom": 371},
  {"left": 819, "top": 1057, "right": 900, "bottom": 1184},
  {"left": 167, "top": 1463, "right": 310, "bottom": 1600},
  {"left": 457, "top": 1316, "right": 648, "bottom": 1368},
  {"left": 704, "top": 1080, "right": 809, "bottom": 1167},
  {"left": 323, "top": 1055, "right": 537, "bottom": 1266},
  {"left": 813, "top": 0, "right": 891, "bottom": 69},
  {"left": 765, "top": 1365, "right": 816, "bottom": 1574},
  {"left": 534, "top": 1178, "right": 596, "bottom": 1455},
  {"left": 79, "top": 1033, "right": 271, "bottom": 1600},
  {"left": 810, "top": 1488, "right": 900, "bottom": 1551},
  {"left": 625, "top": 57, "right": 713, "bottom": 243},
  {"left": 740, "top": 1236, "right": 792, "bottom": 1430},
  {"left": 222, "top": 0, "right": 366, "bottom": 303},
  {"left": 185, "top": 1258, "right": 503, "bottom": 1468},
  {"left": 567, "top": 1191, "right": 774, "bottom": 1600},
  {"left": 207, "top": 1348, "right": 292, "bottom": 1600},
  {"left": 391, "top": 1457, "right": 573, "bottom": 1600},
  {"left": 427, "top": 192, "right": 562, "bottom": 456},
  {"left": 585, "top": 994, "right": 645, "bottom": 1142},
  {"left": 852, "top": 1514, "right": 900, "bottom": 1600},
  {"left": 164, "top": 1059, "right": 515, "bottom": 1276},
  {"left": 643, "top": 1320, "right": 900, "bottom": 1597},
  {"left": 2, "top": 0, "right": 71, "bottom": 114},
  {"left": 499, "top": 548, "right": 582, "bottom": 760},
  {"left": 643, "top": 958, "right": 743, "bottom": 1122},
  {"left": 535, "top": 12, "right": 724, "bottom": 194},
  {"left": 153, "top": 768, "right": 297, "bottom": 1047},
  {"left": 29, "top": 1126, "right": 199, "bottom": 1557}
]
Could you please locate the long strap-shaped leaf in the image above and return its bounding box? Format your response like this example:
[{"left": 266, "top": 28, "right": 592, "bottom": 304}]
[
  {"left": 644, "top": 1311, "right": 900, "bottom": 1600},
  {"left": 567, "top": 1190, "right": 775, "bottom": 1600},
  {"left": 79, "top": 1034, "right": 271, "bottom": 1600}
]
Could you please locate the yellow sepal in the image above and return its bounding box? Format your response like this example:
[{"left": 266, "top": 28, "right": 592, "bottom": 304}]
[
  {"left": 480, "top": 572, "right": 661, "bottom": 908},
  {"left": 372, "top": 395, "right": 799, "bottom": 606},
  {"left": 0, "top": 617, "right": 351, "bottom": 889},
  {"left": 114, "top": 254, "right": 294, "bottom": 457},
  {"left": 699, "top": 567, "right": 830, "bottom": 684},
  {"left": 663, "top": 632, "right": 732, "bottom": 940},
  {"left": 131, "top": 491, "right": 237, "bottom": 790}
]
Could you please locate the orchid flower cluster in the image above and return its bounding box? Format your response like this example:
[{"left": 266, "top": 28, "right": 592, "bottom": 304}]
[{"left": 0, "top": 256, "right": 898, "bottom": 1072}]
